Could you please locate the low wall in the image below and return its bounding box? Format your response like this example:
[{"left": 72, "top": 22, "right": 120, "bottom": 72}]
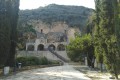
[
  {"left": 56, "top": 51, "right": 70, "bottom": 60},
  {"left": 17, "top": 51, "right": 70, "bottom": 61}
]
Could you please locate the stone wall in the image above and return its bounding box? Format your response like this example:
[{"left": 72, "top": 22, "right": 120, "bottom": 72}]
[{"left": 17, "top": 51, "right": 70, "bottom": 61}]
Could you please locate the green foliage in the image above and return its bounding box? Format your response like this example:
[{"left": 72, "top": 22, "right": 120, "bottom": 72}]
[
  {"left": 16, "top": 57, "right": 59, "bottom": 66},
  {"left": 67, "top": 34, "right": 93, "bottom": 62},
  {"left": 5, "top": 0, "right": 20, "bottom": 67},
  {"left": 16, "top": 57, "right": 42, "bottom": 66},
  {"left": 94, "top": 0, "right": 120, "bottom": 78},
  {"left": 40, "top": 57, "right": 49, "bottom": 65},
  {"left": 17, "top": 24, "right": 36, "bottom": 50},
  {"left": 17, "top": 4, "right": 93, "bottom": 51},
  {"left": 86, "top": 12, "right": 96, "bottom": 34},
  {"left": 0, "top": 0, "right": 19, "bottom": 66},
  {"left": 49, "top": 60, "right": 60, "bottom": 64},
  {"left": 18, "top": 4, "right": 93, "bottom": 30},
  {"left": 16, "top": 57, "right": 28, "bottom": 66},
  {"left": 0, "top": 0, "right": 11, "bottom": 65}
]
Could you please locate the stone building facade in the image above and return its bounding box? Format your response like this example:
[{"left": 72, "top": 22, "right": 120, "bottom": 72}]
[
  {"left": 24, "top": 29, "right": 70, "bottom": 61},
  {"left": 21, "top": 22, "right": 76, "bottom": 61},
  {"left": 26, "top": 29, "right": 68, "bottom": 52}
]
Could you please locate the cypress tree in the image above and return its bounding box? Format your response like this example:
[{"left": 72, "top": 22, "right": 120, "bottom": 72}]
[
  {"left": 0, "top": 0, "right": 12, "bottom": 67},
  {"left": 94, "top": 0, "right": 120, "bottom": 79},
  {"left": 94, "top": 0, "right": 104, "bottom": 72},
  {"left": 5, "top": 0, "right": 20, "bottom": 67},
  {"left": 0, "top": 0, "right": 19, "bottom": 67}
]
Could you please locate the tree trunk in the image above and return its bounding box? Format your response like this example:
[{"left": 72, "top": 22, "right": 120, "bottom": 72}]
[
  {"left": 115, "top": 73, "right": 118, "bottom": 80},
  {"left": 114, "top": 67, "right": 119, "bottom": 80},
  {"left": 100, "top": 63, "right": 103, "bottom": 72}
]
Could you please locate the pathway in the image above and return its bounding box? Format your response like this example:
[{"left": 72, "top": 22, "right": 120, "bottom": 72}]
[{"left": 0, "top": 64, "right": 91, "bottom": 80}]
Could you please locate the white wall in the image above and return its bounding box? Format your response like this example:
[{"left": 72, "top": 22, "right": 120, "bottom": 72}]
[{"left": 17, "top": 51, "right": 70, "bottom": 61}]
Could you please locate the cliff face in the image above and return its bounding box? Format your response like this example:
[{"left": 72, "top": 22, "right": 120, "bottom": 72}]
[
  {"left": 34, "top": 21, "right": 76, "bottom": 42},
  {"left": 33, "top": 21, "right": 69, "bottom": 34},
  {"left": 18, "top": 4, "right": 93, "bottom": 31},
  {"left": 17, "top": 4, "right": 93, "bottom": 50}
]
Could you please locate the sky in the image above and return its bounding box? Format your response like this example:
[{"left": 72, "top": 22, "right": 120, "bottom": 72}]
[{"left": 20, "top": 0, "right": 95, "bottom": 10}]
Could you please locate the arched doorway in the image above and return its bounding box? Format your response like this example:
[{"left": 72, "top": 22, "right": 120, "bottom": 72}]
[
  {"left": 57, "top": 44, "right": 65, "bottom": 51},
  {"left": 27, "top": 45, "right": 34, "bottom": 51},
  {"left": 48, "top": 44, "right": 56, "bottom": 51},
  {"left": 37, "top": 44, "right": 44, "bottom": 51}
]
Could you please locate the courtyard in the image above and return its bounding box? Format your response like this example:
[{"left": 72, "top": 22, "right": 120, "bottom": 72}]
[{"left": 0, "top": 64, "right": 91, "bottom": 80}]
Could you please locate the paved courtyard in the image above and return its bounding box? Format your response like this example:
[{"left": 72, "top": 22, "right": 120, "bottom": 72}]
[{"left": 0, "top": 64, "right": 91, "bottom": 80}]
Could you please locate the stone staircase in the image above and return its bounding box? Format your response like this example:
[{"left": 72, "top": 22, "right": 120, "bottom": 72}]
[{"left": 48, "top": 48, "right": 68, "bottom": 63}]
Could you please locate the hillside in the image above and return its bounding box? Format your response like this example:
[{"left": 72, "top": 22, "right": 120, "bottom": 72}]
[
  {"left": 17, "top": 4, "right": 93, "bottom": 50},
  {"left": 18, "top": 4, "right": 93, "bottom": 31}
]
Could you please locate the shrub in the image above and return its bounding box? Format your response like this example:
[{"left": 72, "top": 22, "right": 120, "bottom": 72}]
[
  {"left": 50, "top": 60, "right": 60, "bottom": 64},
  {"left": 16, "top": 57, "right": 28, "bottom": 66},
  {"left": 16, "top": 57, "right": 41, "bottom": 66},
  {"left": 27, "top": 57, "right": 41, "bottom": 66},
  {"left": 16, "top": 57, "right": 60, "bottom": 67},
  {"left": 40, "top": 57, "right": 49, "bottom": 65}
]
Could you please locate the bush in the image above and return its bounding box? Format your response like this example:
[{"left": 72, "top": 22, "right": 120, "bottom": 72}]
[
  {"left": 66, "top": 34, "right": 93, "bottom": 62},
  {"left": 16, "top": 57, "right": 41, "bottom": 66},
  {"left": 40, "top": 57, "right": 49, "bottom": 65},
  {"left": 16, "top": 57, "right": 60, "bottom": 66},
  {"left": 16, "top": 57, "right": 28, "bottom": 66},
  {"left": 48, "top": 60, "right": 60, "bottom": 65},
  {"left": 27, "top": 57, "right": 41, "bottom": 66},
  {"left": 67, "top": 51, "right": 82, "bottom": 62}
]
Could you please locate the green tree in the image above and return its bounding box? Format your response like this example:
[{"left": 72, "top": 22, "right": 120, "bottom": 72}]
[
  {"left": 5, "top": 0, "right": 20, "bottom": 67},
  {"left": 86, "top": 12, "right": 96, "bottom": 34},
  {"left": 94, "top": 0, "right": 120, "bottom": 79},
  {"left": 67, "top": 37, "right": 83, "bottom": 62},
  {"left": 67, "top": 34, "right": 94, "bottom": 67},
  {"left": 17, "top": 24, "right": 36, "bottom": 50},
  {"left": 0, "top": 0, "right": 19, "bottom": 67},
  {"left": 0, "top": 0, "right": 12, "bottom": 67},
  {"left": 94, "top": 0, "right": 104, "bottom": 72}
]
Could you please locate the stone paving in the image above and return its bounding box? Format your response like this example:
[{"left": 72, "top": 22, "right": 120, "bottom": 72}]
[{"left": 0, "top": 64, "right": 91, "bottom": 80}]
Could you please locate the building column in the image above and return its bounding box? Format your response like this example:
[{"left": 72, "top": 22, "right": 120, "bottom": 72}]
[
  {"left": 35, "top": 44, "right": 38, "bottom": 51},
  {"left": 26, "top": 44, "right": 28, "bottom": 51},
  {"left": 55, "top": 43, "right": 57, "bottom": 51}
]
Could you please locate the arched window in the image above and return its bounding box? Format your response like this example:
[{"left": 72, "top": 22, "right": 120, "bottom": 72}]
[
  {"left": 27, "top": 45, "right": 34, "bottom": 51},
  {"left": 38, "top": 44, "right": 44, "bottom": 51},
  {"left": 48, "top": 44, "right": 56, "bottom": 51},
  {"left": 57, "top": 44, "right": 65, "bottom": 51}
]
